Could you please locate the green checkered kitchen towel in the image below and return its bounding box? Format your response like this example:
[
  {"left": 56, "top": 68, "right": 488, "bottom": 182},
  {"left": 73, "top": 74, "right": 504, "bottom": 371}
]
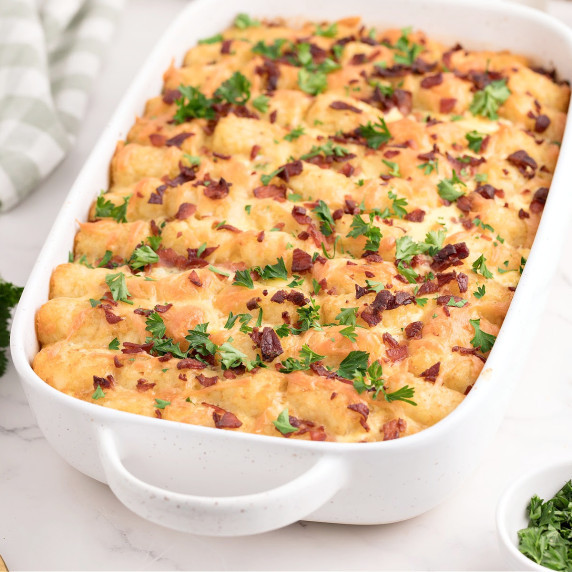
[{"left": 0, "top": 0, "right": 123, "bottom": 213}]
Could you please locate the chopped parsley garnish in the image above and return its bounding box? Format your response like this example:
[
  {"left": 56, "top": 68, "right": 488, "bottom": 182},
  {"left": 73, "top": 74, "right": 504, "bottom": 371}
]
[
  {"left": 208, "top": 265, "right": 230, "bottom": 277},
  {"left": 300, "top": 140, "right": 349, "bottom": 161},
  {"left": 469, "top": 79, "right": 511, "bottom": 120},
  {"left": 253, "top": 257, "right": 288, "bottom": 281},
  {"left": 315, "top": 22, "right": 338, "bottom": 37},
  {"left": 437, "top": 170, "right": 466, "bottom": 202},
  {"left": 105, "top": 273, "right": 132, "bottom": 304},
  {"left": 218, "top": 341, "right": 249, "bottom": 370},
  {"left": 173, "top": 85, "right": 216, "bottom": 123},
  {"left": 108, "top": 338, "right": 120, "bottom": 350},
  {"left": 472, "top": 254, "right": 494, "bottom": 279},
  {"left": 347, "top": 213, "right": 382, "bottom": 252},
  {"left": 273, "top": 408, "right": 298, "bottom": 434},
  {"left": 338, "top": 350, "right": 369, "bottom": 380},
  {"left": 518, "top": 480, "right": 572, "bottom": 571},
  {"left": 214, "top": 71, "right": 251, "bottom": 105},
  {"left": 147, "top": 235, "right": 162, "bottom": 251},
  {"left": 129, "top": 245, "right": 159, "bottom": 271},
  {"left": 312, "top": 200, "right": 335, "bottom": 236},
  {"left": 145, "top": 312, "right": 166, "bottom": 339},
  {"left": 392, "top": 27, "right": 423, "bottom": 66},
  {"left": 292, "top": 298, "right": 322, "bottom": 334},
  {"left": 198, "top": 33, "right": 223, "bottom": 45},
  {"left": 353, "top": 361, "right": 416, "bottom": 405},
  {"left": 298, "top": 68, "right": 327, "bottom": 95},
  {"left": 357, "top": 117, "right": 392, "bottom": 149},
  {"left": 475, "top": 173, "right": 488, "bottom": 183},
  {"left": 92, "top": 386, "right": 105, "bottom": 400},
  {"left": 465, "top": 130, "right": 486, "bottom": 153},
  {"left": 183, "top": 153, "right": 201, "bottom": 166},
  {"left": 252, "top": 39, "right": 286, "bottom": 60},
  {"left": 94, "top": 194, "right": 130, "bottom": 223},
  {"left": 279, "top": 344, "right": 325, "bottom": 373},
  {"left": 395, "top": 231, "right": 445, "bottom": 263},
  {"left": 0, "top": 279, "right": 23, "bottom": 376},
  {"left": 473, "top": 217, "right": 494, "bottom": 232},
  {"left": 469, "top": 318, "right": 496, "bottom": 353},
  {"left": 234, "top": 13, "right": 260, "bottom": 29},
  {"left": 252, "top": 94, "right": 270, "bottom": 112},
  {"left": 336, "top": 307, "right": 359, "bottom": 326},
  {"left": 382, "top": 159, "right": 401, "bottom": 177},
  {"left": 418, "top": 159, "right": 439, "bottom": 175},
  {"left": 232, "top": 269, "right": 254, "bottom": 289},
  {"left": 284, "top": 126, "right": 305, "bottom": 141},
  {"left": 397, "top": 262, "right": 418, "bottom": 284},
  {"left": 473, "top": 285, "right": 486, "bottom": 299},
  {"left": 447, "top": 297, "right": 467, "bottom": 308},
  {"left": 154, "top": 398, "right": 171, "bottom": 409},
  {"left": 185, "top": 323, "right": 218, "bottom": 358},
  {"left": 97, "top": 250, "right": 114, "bottom": 269}
]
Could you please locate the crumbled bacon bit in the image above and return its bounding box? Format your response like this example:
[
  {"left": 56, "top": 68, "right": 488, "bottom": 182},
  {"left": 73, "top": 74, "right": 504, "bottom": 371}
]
[
  {"left": 204, "top": 178, "right": 231, "bottom": 199},
  {"left": 202, "top": 403, "right": 243, "bottom": 429},
  {"left": 165, "top": 132, "right": 193, "bottom": 148},
  {"left": 404, "top": 209, "right": 425, "bottom": 222},
  {"left": 246, "top": 297, "right": 261, "bottom": 311},
  {"left": 188, "top": 270, "right": 202, "bottom": 287},
  {"left": 269, "top": 110, "right": 277, "bottom": 123},
  {"left": 464, "top": 384, "right": 474, "bottom": 395},
  {"left": 386, "top": 346, "right": 408, "bottom": 362},
  {"left": 530, "top": 187, "right": 548, "bottom": 213},
  {"left": 452, "top": 345, "right": 486, "bottom": 363},
  {"left": 158, "top": 353, "right": 171, "bottom": 362},
  {"left": 154, "top": 303, "right": 172, "bottom": 313},
  {"left": 534, "top": 114, "right": 550, "bottom": 133},
  {"left": 148, "top": 184, "right": 167, "bottom": 204},
  {"left": 220, "top": 39, "right": 232, "bottom": 54},
  {"left": 155, "top": 409, "right": 162, "bottom": 419},
  {"left": 113, "top": 356, "right": 123, "bottom": 368},
  {"left": 250, "top": 144, "right": 261, "bottom": 160},
  {"left": 255, "top": 59, "right": 280, "bottom": 92},
  {"left": 347, "top": 403, "right": 370, "bottom": 431},
  {"left": 519, "top": 208, "right": 530, "bottom": 219},
  {"left": 253, "top": 184, "right": 286, "bottom": 200},
  {"left": 216, "top": 223, "right": 241, "bottom": 233},
  {"left": 456, "top": 195, "right": 473, "bottom": 213},
  {"left": 456, "top": 272, "right": 469, "bottom": 293},
  {"left": 431, "top": 242, "right": 469, "bottom": 272},
  {"left": 475, "top": 184, "right": 497, "bottom": 199},
  {"left": 149, "top": 133, "right": 166, "bottom": 147},
  {"left": 507, "top": 150, "right": 538, "bottom": 179},
  {"left": 330, "top": 101, "right": 363, "bottom": 113},
  {"left": 212, "top": 152, "right": 230, "bottom": 160},
  {"left": 136, "top": 378, "right": 155, "bottom": 392},
  {"left": 439, "top": 98, "right": 456, "bottom": 113},
  {"left": 382, "top": 418, "right": 406, "bottom": 440},
  {"left": 122, "top": 341, "right": 154, "bottom": 354},
  {"left": 178, "top": 373, "right": 187, "bottom": 381},
  {"left": 175, "top": 202, "right": 196, "bottom": 219},
  {"left": 420, "top": 73, "right": 443, "bottom": 88},
  {"left": 355, "top": 284, "right": 369, "bottom": 299},
  {"left": 177, "top": 358, "right": 207, "bottom": 370},
  {"left": 257, "top": 231, "right": 265, "bottom": 243},
  {"left": 257, "top": 327, "right": 284, "bottom": 362},
  {"left": 420, "top": 362, "right": 440, "bottom": 382},
  {"left": 291, "top": 248, "right": 313, "bottom": 272},
  {"left": 405, "top": 321, "right": 424, "bottom": 339},
  {"left": 277, "top": 160, "right": 303, "bottom": 183},
  {"left": 361, "top": 305, "right": 382, "bottom": 327},
  {"left": 102, "top": 305, "right": 122, "bottom": 324},
  {"left": 196, "top": 374, "right": 218, "bottom": 387},
  {"left": 93, "top": 374, "right": 114, "bottom": 390}
]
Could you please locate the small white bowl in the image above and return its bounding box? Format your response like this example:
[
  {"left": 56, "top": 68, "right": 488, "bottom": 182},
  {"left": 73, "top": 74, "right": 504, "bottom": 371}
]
[{"left": 496, "top": 460, "right": 572, "bottom": 571}]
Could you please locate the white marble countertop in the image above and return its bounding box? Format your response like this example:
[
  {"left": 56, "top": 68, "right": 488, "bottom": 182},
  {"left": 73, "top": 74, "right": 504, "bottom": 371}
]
[{"left": 2, "top": 1, "right": 572, "bottom": 569}]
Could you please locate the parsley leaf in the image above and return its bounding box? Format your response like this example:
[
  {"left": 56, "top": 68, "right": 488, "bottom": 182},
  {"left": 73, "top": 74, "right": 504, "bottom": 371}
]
[
  {"left": 198, "top": 34, "right": 223, "bottom": 45},
  {"left": 472, "top": 254, "right": 494, "bottom": 279},
  {"left": 382, "top": 159, "right": 401, "bottom": 177},
  {"left": 315, "top": 22, "right": 338, "bottom": 37},
  {"left": 173, "top": 85, "right": 216, "bottom": 123},
  {"left": 300, "top": 141, "right": 350, "bottom": 161},
  {"left": 95, "top": 194, "right": 130, "bottom": 223},
  {"left": 154, "top": 398, "right": 171, "bottom": 409},
  {"left": 392, "top": 27, "right": 423, "bottom": 66},
  {"left": 273, "top": 408, "right": 298, "bottom": 434},
  {"left": 218, "top": 341, "right": 249, "bottom": 370},
  {"left": 357, "top": 117, "right": 392, "bottom": 149},
  {"left": 145, "top": 312, "right": 166, "bottom": 339},
  {"left": 253, "top": 257, "right": 288, "bottom": 281},
  {"left": 252, "top": 39, "right": 286, "bottom": 60},
  {"left": 469, "top": 318, "right": 496, "bottom": 353},
  {"left": 469, "top": 79, "right": 511, "bottom": 120},
  {"left": 105, "top": 273, "right": 132, "bottom": 304},
  {"left": 336, "top": 307, "right": 358, "bottom": 326},
  {"left": 234, "top": 13, "right": 260, "bottom": 29},
  {"left": 284, "top": 126, "right": 305, "bottom": 141},
  {"left": 232, "top": 269, "right": 254, "bottom": 289},
  {"left": 185, "top": 323, "right": 218, "bottom": 358},
  {"left": 347, "top": 213, "right": 382, "bottom": 252},
  {"left": 437, "top": 170, "right": 466, "bottom": 202},
  {"left": 313, "top": 200, "right": 335, "bottom": 236},
  {"left": 214, "top": 71, "right": 251, "bottom": 105},
  {"left": 338, "top": 350, "right": 369, "bottom": 380},
  {"left": 0, "top": 279, "right": 23, "bottom": 376},
  {"left": 465, "top": 130, "right": 486, "bottom": 153},
  {"left": 292, "top": 298, "right": 322, "bottom": 334},
  {"left": 298, "top": 68, "right": 327, "bottom": 95},
  {"left": 129, "top": 245, "right": 159, "bottom": 271},
  {"left": 92, "top": 386, "right": 105, "bottom": 400},
  {"left": 108, "top": 338, "right": 120, "bottom": 350},
  {"left": 473, "top": 285, "right": 486, "bottom": 299},
  {"left": 397, "top": 262, "right": 419, "bottom": 284},
  {"left": 252, "top": 94, "right": 270, "bottom": 112},
  {"left": 279, "top": 344, "right": 325, "bottom": 373}
]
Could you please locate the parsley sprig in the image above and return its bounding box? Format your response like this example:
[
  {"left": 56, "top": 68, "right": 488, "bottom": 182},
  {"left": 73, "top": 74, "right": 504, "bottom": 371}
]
[
  {"left": 347, "top": 213, "right": 382, "bottom": 252},
  {"left": 469, "top": 318, "right": 496, "bottom": 353},
  {"left": 469, "top": 79, "right": 511, "bottom": 120},
  {"left": 0, "top": 279, "right": 23, "bottom": 376},
  {"left": 95, "top": 194, "right": 130, "bottom": 223},
  {"left": 357, "top": 117, "right": 392, "bottom": 149}
]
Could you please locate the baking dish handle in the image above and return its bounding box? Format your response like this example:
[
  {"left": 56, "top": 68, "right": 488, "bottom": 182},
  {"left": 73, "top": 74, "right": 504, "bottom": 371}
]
[{"left": 97, "top": 427, "right": 348, "bottom": 536}]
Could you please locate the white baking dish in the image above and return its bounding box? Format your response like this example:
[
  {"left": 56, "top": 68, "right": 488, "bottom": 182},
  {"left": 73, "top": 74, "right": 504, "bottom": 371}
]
[{"left": 10, "top": 0, "right": 572, "bottom": 537}]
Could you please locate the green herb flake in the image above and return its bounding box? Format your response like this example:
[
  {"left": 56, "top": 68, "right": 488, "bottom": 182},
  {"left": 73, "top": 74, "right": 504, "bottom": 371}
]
[
  {"left": 108, "top": 338, "right": 120, "bottom": 350},
  {"left": 298, "top": 68, "right": 327, "bottom": 95},
  {"left": 273, "top": 408, "right": 298, "bottom": 434},
  {"left": 214, "top": 71, "right": 251, "bottom": 105},
  {"left": 284, "top": 126, "right": 305, "bottom": 141},
  {"left": 357, "top": 117, "right": 392, "bottom": 149},
  {"left": 105, "top": 273, "right": 132, "bottom": 304},
  {"left": 232, "top": 269, "right": 254, "bottom": 289},
  {"left": 92, "top": 385, "right": 105, "bottom": 400},
  {"left": 469, "top": 318, "right": 496, "bottom": 353},
  {"left": 437, "top": 170, "right": 466, "bottom": 202},
  {"left": 198, "top": 33, "right": 223, "bottom": 45},
  {"left": 234, "top": 13, "right": 260, "bottom": 29},
  {"left": 154, "top": 398, "right": 171, "bottom": 409},
  {"left": 469, "top": 79, "right": 511, "bottom": 120},
  {"left": 472, "top": 254, "right": 494, "bottom": 279},
  {"left": 95, "top": 194, "right": 130, "bottom": 223},
  {"left": 252, "top": 94, "right": 270, "bottom": 113}
]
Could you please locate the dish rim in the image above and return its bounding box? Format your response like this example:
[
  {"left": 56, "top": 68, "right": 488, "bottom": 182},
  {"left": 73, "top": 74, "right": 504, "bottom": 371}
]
[{"left": 10, "top": 0, "right": 572, "bottom": 452}]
